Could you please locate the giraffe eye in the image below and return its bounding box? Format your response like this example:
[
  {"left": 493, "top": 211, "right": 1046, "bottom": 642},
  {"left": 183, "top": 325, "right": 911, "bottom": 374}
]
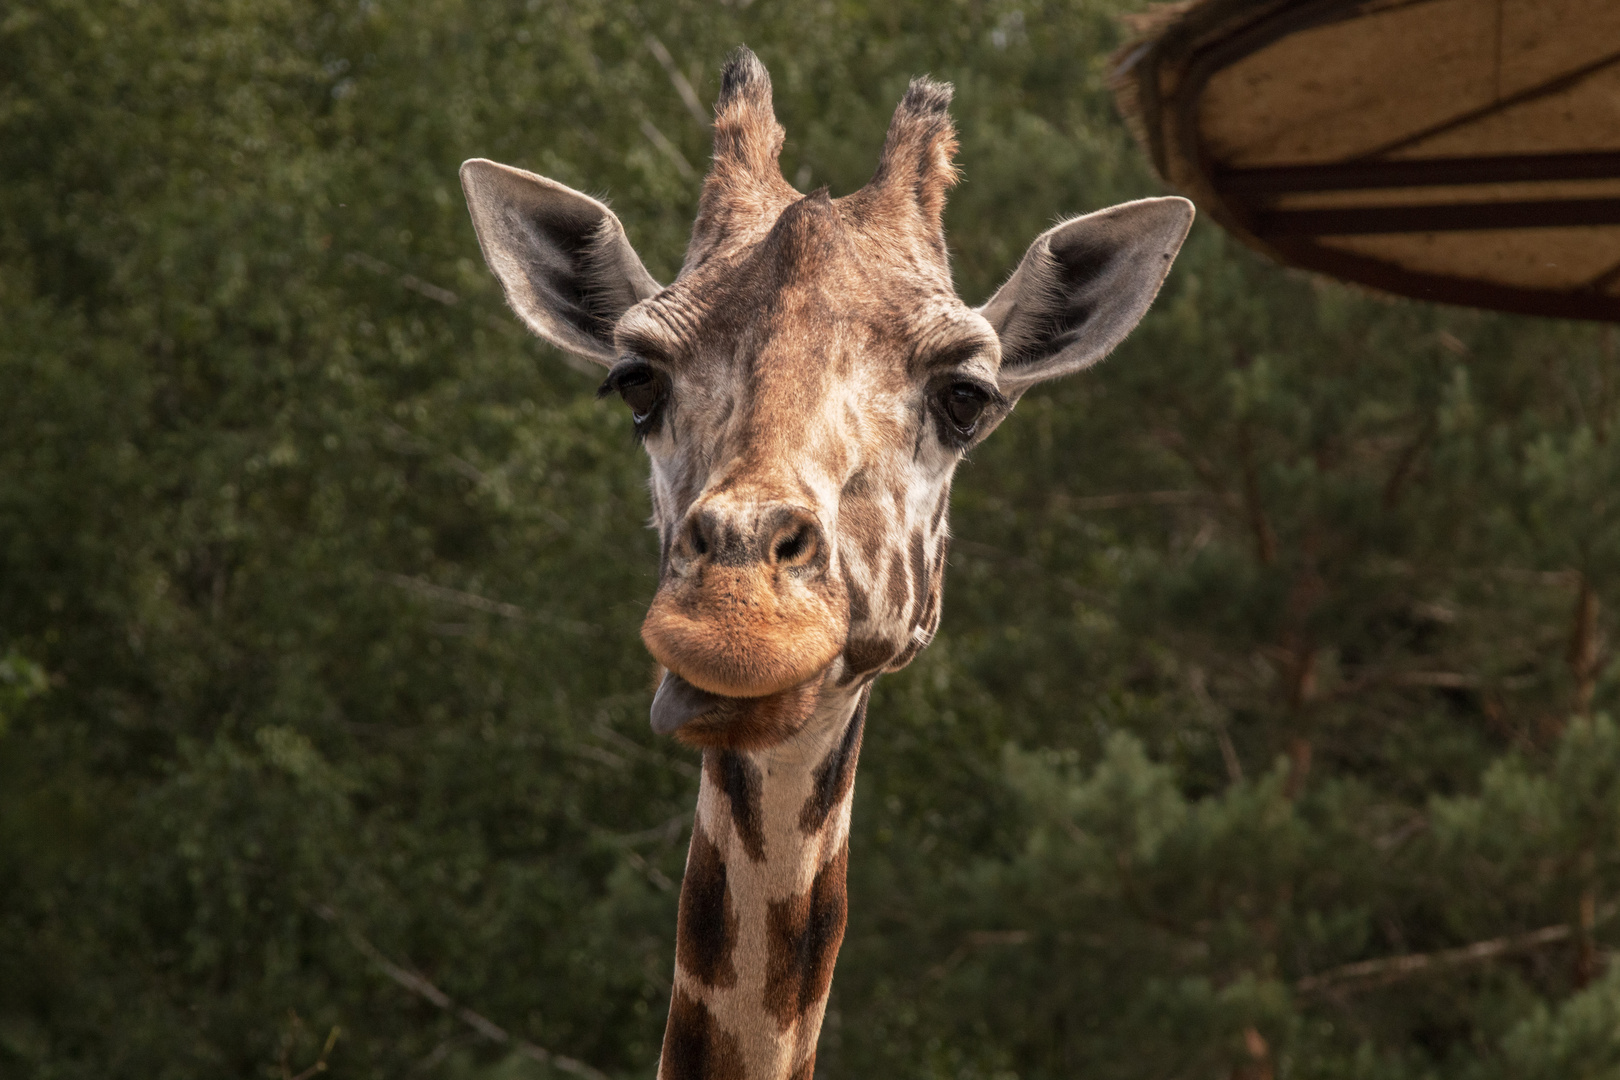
[
  {"left": 940, "top": 381, "right": 989, "bottom": 435},
  {"left": 599, "top": 359, "right": 668, "bottom": 435},
  {"left": 617, "top": 369, "right": 659, "bottom": 422}
]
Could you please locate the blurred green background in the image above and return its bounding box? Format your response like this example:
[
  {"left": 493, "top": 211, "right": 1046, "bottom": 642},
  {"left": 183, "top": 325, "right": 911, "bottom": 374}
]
[{"left": 3, "top": 1, "right": 1620, "bottom": 1077}]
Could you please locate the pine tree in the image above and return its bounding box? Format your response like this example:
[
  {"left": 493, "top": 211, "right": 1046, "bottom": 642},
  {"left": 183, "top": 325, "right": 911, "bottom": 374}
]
[{"left": 1, "top": 1, "right": 1615, "bottom": 1077}]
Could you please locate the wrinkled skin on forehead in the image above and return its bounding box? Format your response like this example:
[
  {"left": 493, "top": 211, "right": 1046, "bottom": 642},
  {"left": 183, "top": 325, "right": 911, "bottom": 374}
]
[
  {"left": 624, "top": 190, "right": 997, "bottom": 746},
  {"left": 460, "top": 47, "right": 1192, "bottom": 752}
]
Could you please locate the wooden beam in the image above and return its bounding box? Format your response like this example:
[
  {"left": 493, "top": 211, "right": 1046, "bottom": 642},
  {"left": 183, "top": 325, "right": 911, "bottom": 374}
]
[
  {"left": 1255, "top": 198, "right": 1620, "bottom": 236},
  {"left": 1264, "top": 238, "right": 1620, "bottom": 321},
  {"left": 1220, "top": 152, "right": 1620, "bottom": 196}
]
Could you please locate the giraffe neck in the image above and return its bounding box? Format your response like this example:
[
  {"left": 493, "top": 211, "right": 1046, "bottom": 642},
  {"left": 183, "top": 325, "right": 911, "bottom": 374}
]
[{"left": 658, "top": 688, "right": 869, "bottom": 1080}]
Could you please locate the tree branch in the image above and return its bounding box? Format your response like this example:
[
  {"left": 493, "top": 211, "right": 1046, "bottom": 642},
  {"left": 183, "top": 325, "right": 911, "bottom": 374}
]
[
  {"left": 1236, "top": 424, "right": 1276, "bottom": 564},
  {"left": 645, "top": 36, "right": 709, "bottom": 128},
  {"left": 1296, "top": 905, "right": 1617, "bottom": 996},
  {"left": 639, "top": 117, "right": 696, "bottom": 180},
  {"left": 1052, "top": 489, "right": 1222, "bottom": 511},
  {"left": 1151, "top": 425, "right": 1233, "bottom": 502},
  {"left": 379, "top": 572, "right": 596, "bottom": 635},
  {"left": 1381, "top": 416, "right": 1434, "bottom": 509},
  {"left": 1569, "top": 574, "right": 1603, "bottom": 715},
  {"left": 313, "top": 905, "right": 611, "bottom": 1080},
  {"left": 345, "top": 251, "right": 459, "bottom": 306}
]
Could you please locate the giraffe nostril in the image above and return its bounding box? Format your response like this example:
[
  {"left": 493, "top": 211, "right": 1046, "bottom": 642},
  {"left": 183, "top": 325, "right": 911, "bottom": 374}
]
[
  {"left": 773, "top": 525, "right": 810, "bottom": 564},
  {"left": 678, "top": 503, "right": 823, "bottom": 570},
  {"left": 679, "top": 510, "right": 714, "bottom": 560},
  {"left": 767, "top": 512, "right": 823, "bottom": 568}
]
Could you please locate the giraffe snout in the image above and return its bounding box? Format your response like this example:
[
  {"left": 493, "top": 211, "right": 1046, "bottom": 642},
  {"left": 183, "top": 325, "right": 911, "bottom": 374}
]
[{"left": 643, "top": 500, "right": 846, "bottom": 699}]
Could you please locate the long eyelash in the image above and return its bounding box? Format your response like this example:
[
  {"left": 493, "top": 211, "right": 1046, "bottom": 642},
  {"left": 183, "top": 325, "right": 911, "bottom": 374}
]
[
  {"left": 937, "top": 379, "right": 1005, "bottom": 412},
  {"left": 599, "top": 359, "right": 667, "bottom": 443},
  {"left": 930, "top": 380, "right": 1003, "bottom": 450},
  {"left": 598, "top": 356, "right": 652, "bottom": 399},
  {"left": 977, "top": 384, "right": 1009, "bottom": 411}
]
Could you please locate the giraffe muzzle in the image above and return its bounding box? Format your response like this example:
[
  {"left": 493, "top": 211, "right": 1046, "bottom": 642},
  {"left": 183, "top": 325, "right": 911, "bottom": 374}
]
[{"left": 641, "top": 501, "right": 848, "bottom": 700}]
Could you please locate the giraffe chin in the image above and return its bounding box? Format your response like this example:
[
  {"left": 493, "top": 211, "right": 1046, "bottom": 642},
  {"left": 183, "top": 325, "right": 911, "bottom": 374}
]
[{"left": 649, "top": 669, "right": 828, "bottom": 750}]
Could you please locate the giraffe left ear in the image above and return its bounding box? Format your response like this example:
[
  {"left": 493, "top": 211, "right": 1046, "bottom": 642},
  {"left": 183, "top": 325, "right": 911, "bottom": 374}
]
[
  {"left": 461, "top": 158, "right": 662, "bottom": 365},
  {"left": 980, "top": 197, "right": 1193, "bottom": 400}
]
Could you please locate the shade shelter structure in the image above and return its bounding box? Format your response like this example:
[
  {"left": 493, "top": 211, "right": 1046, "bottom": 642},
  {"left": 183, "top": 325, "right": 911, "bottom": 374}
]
[{"left": 1112, "top": 0, "right": 1620, "bottom": 321}]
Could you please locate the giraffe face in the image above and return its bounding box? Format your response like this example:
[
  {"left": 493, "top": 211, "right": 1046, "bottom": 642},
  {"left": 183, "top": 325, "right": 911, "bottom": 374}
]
[
  {"left": 612, "top": 191, "right": 1003, "bottom": 743},
  {"left": 461, "top": 49, "right": 1193, "bottom": 749}
]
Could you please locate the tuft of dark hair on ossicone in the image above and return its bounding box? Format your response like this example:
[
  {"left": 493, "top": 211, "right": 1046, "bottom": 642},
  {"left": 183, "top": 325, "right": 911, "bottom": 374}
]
[
  {"left": 716, "top": 46, "right": 771, "bottom": 114},
  {"left": 899, "top": 77, "right": 953, "bottom": 119},
  {"left": 851, "top": 74, "right": 960, "bottom": 235}
]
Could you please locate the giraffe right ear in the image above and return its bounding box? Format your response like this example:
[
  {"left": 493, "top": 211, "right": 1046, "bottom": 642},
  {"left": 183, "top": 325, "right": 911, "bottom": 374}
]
[
  {"left": 980, "top": 197, "right": 1193, "bottom": 400},
  {"left": 460, "top": 159, "right": 661, "bottom": 366}
]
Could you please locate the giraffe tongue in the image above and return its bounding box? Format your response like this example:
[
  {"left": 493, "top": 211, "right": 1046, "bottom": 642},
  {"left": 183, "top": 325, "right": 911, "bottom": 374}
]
[{"left": 650, "top": 671, "right": 726, "bottom": 735}]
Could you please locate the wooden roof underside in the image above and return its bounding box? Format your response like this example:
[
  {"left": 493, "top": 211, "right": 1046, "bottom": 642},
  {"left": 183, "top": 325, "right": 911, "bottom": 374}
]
[{"left": 1113, "top": 0, "right": 1620, "bottom": 320}]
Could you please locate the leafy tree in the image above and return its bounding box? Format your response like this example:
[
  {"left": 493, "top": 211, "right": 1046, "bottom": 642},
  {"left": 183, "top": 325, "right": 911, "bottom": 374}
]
[{"left": 1, "top": 1, "right": 1615, "bottom": 1078}]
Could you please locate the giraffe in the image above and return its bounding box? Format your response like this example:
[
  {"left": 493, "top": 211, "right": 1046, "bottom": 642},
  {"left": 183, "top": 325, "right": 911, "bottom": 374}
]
[{"left": 460, "top": 48, "right": 1191, "bottom": 1080}]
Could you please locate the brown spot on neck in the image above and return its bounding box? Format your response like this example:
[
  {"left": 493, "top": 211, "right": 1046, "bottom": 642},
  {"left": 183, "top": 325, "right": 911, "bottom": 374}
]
[
  {"left": 675, "top": 824, "right": 738, "bottom": 988},
  {"left": 763, "top": 840, "right": 850, "bottom": 1029},
  {"left": 704, "top": 749, "right": 766, "bottom": 861},
  {"left": 660, "top": 988, "right": 746, "bottom": 1080},
  {"left": 799, "top": 688, "right": 868, "bottom": 833}
]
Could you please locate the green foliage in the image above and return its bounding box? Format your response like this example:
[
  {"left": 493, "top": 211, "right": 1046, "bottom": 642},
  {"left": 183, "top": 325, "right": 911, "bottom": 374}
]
[
  {"left": 0, "top": 649, "right": 48, "bottom": 737},
  {"left": 3, "top": 0, "right": 1619, "bottom": 1077},
  {"left": 1500, "top": 964, "right": 1620, "bottom": 1080}
]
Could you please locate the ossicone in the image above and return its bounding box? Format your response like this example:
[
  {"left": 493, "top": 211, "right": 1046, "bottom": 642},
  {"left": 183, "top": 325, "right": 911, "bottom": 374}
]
[
  {"left": 709, "top": 46, "right": 788, "bottom": 189},
  {"left": 854, "top": 76, "right": 960, "bottom": 231},
  {"left": 685, "top": 46, "right": 800, "bottom": 272}
]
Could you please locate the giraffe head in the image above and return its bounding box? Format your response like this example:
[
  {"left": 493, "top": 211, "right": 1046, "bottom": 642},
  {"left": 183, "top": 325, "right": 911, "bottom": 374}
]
[{"left": 462, "top": 49, "right": 1191, "bottom": 750}]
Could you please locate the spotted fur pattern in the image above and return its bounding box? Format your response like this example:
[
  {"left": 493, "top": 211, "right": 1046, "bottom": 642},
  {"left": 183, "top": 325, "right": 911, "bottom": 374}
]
[
  {"left": 633, "top": 49, "right": 984, "bottom": 1079},
  {"left": 625, "top": 56, "right": 979, "bottom": 722},
  {"left": 660, "top": 691, "right": 868, "bottom": 1080},
  {"left": 465, "top": 43, "right": 1191, "bottom": 1080}
]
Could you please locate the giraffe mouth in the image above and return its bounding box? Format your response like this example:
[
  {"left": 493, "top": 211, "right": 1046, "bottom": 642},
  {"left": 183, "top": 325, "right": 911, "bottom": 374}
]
[
  {"left": 638, "top": 502, "right": 849, "bottom": 735},
  {"left": 639, "top": 563, "right": 848, "bottom": 699},
  {"left": 649, "top": 669, "right": 829, "bottom": 748},
  {"left": 650, "top": 671, "right": 726, "bottom": 735}
]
